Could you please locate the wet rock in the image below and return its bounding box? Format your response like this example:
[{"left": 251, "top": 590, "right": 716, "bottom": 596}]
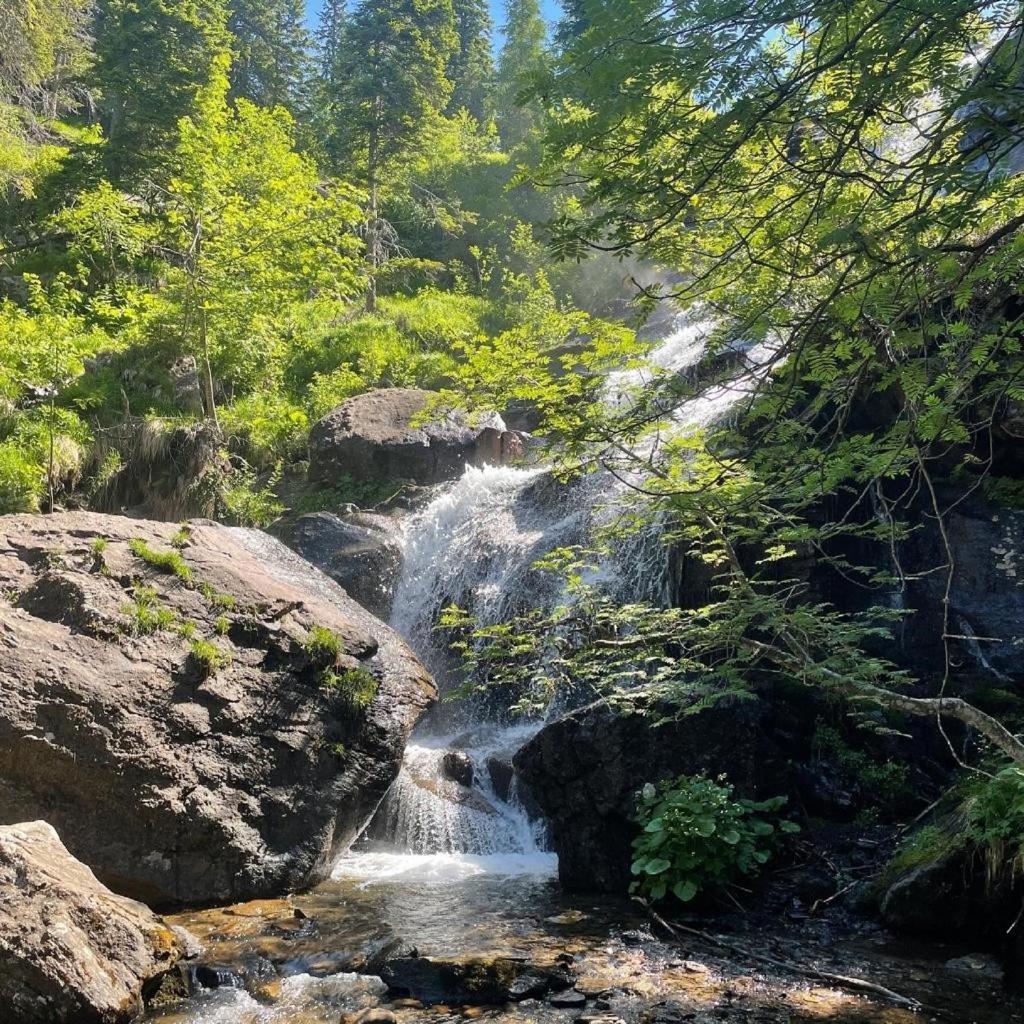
[
  {"left": 0, "top": 512, "right": 435, "bottom": 905},
  {"left": 516, "top": 697, "right": 766, "bottom": 892},
  {"left": 442, "top": 750, "right": 475, "bottom": 788},
  {"left": 192, "top": 963, "right": 245, "bottom": 990},
  {"left": 309, "top": 388, "right": 519, "bottom": 487},
  {"left": 380, "top": 955, "right": 561, "bottom": 1006},
  {"left": 507, "top": 974, "right": 552, "bottom": 1000},
  {"left": 290, "top": 511, "right": 403, "bottom": 620},
  {"left": 620, "top": 929, "right": 655, "bottom": 946},
  {"left": 348, "top": 1009, "right": 399, "bottom": 1024},
  {"left": 549, "top": 989, "right": 587, "bottom": 1008},
  {"left": 485, "top": 756, "right": 514, "bottom": 801},
  {"left": 577, "top": 1015, "right": 626, "bottom": 1024},
  {"left": 0, "top": 820, "right": 189, "bottom": 1023}
]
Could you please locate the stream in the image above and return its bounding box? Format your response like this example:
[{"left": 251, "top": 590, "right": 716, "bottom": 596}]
[{"left": 144, "top": 314, "right": 1023, "bottom": 1024}]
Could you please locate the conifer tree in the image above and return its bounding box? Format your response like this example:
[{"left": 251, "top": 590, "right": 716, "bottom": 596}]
[
  {"left": 448, "top": 0, "right": 495, "bottom": 123},
  {"left": 332, "top": 0, "right": 458, "bottom": 310},
  {"left": 93, "top": 0, "right": 230, "bottom": 183},
  {"left": 495, "top": 0, "right": 547, "bottom": 151},
  {"left": 226, "top": 0, "right": 310, "bottom": 112}
]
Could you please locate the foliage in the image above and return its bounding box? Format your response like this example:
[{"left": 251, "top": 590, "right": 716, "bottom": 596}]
[
  {"left": 121, "top": 584, "right": 177, "bottom": 635},
  {"left": 188, "top": 637, "right": 230, "bottom": 677},
  {"left": 631, "top": 774, "right": 798, "bottom": 903},
  {"left": 304, "top": 624, "right": 343, "bottom": 665},
  {"left": 128, "top": 537, "right": 193, "bottom": 582},
  {"left": 964, "top": 765, "right": 1024, "bottom": 885},
  {"left": 322, "top": 665, "right": 381, "bottom": 710},
  {"left": 0, "top": 444, "right": 41, "bottom": 513},
  {"left": 220, "top": 468, "right": 284, "bottom": 527}
]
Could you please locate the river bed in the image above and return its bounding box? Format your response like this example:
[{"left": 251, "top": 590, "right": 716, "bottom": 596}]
[{"left": 145, "top": 851, "right": 1022, "bottom": 1024}]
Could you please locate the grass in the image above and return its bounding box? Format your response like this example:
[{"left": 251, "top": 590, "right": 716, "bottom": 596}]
[
  {"left": 304, "top": 624, "right": 343, "bottom": 665},
  {"left": 322, "top": 665, "right": 380, "bottom": 710},
  {"left": 189, "top": 638, "right": 230, "bottom": 678},
  {"left": 170, "top": 524, "right": 192, "bottom": 549},
  {"left": 214, "top": 614, "right": 230, "bottom": 636},
  {"left": 128, "top": 538, "right": 193, "bottom": 583},
  {"left": 121, "top": 585, "right": 178, "bottom": 636}
]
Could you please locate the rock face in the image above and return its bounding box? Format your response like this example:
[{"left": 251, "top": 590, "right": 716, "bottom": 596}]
[
  {"left": 0, "top": 512, "right": 435, "bottom": 905},
  {"left": 308, "top": 388, "right": 517, "bottom": 486},
  {"left": 0, "top": 820, "right": 188, "bottom": 1023},
  {"left": 289, "top": 510, "right": 402, "bottom": 620},
  {"left": 515, "top": 699, "right": 765, "bottom": 892},
  {"left": 898, "top": 500, "right": 1024, "bottom": 685}
]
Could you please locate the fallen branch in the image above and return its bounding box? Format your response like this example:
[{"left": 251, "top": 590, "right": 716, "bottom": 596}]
[{"left": 636, "top": 899, "right": 923, "bottom": 1012}]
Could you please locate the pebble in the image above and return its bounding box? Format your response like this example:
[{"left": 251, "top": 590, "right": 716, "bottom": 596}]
[{"left": 550, "top": 989, "right": 588, "bottom": 1008}]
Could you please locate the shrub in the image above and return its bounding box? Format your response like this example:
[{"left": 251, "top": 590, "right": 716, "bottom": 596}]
[
  {"left": 221, "top": 392, "right": 309, "bottom": 468},
  {"left": 189, "top": 638, "right": 229, "bottom": 678},
  {"left": 964, "top": 765, "right": 1024, "bottom": 885},
  {"left": 221, "top": 470, "right": 284, "bottom": 528},
  {"left": 630, "top": 774, "right": 799, "bottom": 903},
  {"left": 0, "top": 442, "right": 42, "bottom": 513},
  {"left": 323, "top": 666, "right": 380, "bottom": 710},
  {"left": 128, "top": 537, "right": 193, "bottom": 582}
]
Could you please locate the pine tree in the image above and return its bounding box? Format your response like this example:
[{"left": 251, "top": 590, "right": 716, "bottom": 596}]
[
  {"left": 448, "top": 0, "right": 495, "bottom": 123},
  {"left": 495, "top": 0, "right": 547, "bottom": 151},
  {"left": 93, "top": 0, "right": 231, "bottom": 183},
  {"left": 315, "top": 0, "right": 347, "bottom": 91},
  {"left": 226, "top": 0, "right": 310, "bottom": 112},
  {"left": 332, "top": 0, "right": 458, "bottom": 310}
]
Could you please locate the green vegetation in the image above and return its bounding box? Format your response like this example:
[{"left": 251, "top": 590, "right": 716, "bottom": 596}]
[
  {"left": 128, "top": 538, "right": 193, "bottom": 583},
  {"left": 121, "top": 585, "right": 177, "bottom": 636},
  {"left": 322, "top": 666, "right": 380, "bottom": 710},
  {"left": 188, "top": 638, "right": 230, "bottom": 678},
  {"left": 304, "top": 624, "right": 343, "bottom": 666},
  {"left": 631, "top": 775, "right": 799, "bottom": 904}
]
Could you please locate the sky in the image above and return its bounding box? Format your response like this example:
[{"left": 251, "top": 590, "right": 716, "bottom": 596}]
[{"left": 304, "top": 1, "right": 563, "bottom": 45}]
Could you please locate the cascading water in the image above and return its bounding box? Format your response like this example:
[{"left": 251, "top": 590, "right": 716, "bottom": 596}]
[{"left": 340, "top": 309, "right": 781, "bottom": 881}]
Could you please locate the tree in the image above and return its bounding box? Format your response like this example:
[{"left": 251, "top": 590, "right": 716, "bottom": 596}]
[
  {"left": 156, "top": 54, "right": 363, "bottom": 420},
  {"left": 331, "top": 0, "right": 458, "bottom": 310},
  {"left": 93, "top": 0, "right": 231, "bottom": 183},
  {"left": 448, "top": 0, "right": 495, "bottom": 122},
  {"left": 494, "top": 0, "right": 547, "bottom": 151},
  {"left": 445, "top": 0, "right": 1024, "bottom": 774},
  {"left": 226, "top": 0, "right": 310, "bottom": 112},
  {"left": 315, "top": 0, "right": 348, "bottom": 93}
]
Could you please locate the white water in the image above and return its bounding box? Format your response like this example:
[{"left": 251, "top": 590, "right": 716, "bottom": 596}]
[{"left": 345, "top": 309, "right": 783, "bottom": 879}]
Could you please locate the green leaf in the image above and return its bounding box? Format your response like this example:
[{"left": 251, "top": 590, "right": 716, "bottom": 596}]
[
  {"left": 645, "top": 857, "right": 671, "bottom": 875},
  {"left": 673, "top": 879, "right": 698, "bottom": 902}
]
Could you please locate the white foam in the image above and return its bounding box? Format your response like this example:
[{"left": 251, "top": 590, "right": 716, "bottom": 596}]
[{"left": 333, "top": 850, "right": 558, "bottom": 884}]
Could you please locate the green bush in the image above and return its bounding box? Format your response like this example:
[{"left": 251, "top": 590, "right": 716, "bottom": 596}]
[
  {"left": 630, "top": 774, "right": 799, "bottom": 903},
  {"left": 964, "top": 765, "right": 1024, "bottom": 883},
  {"left": 0, "top": 442, "right": 43, "bottom": 512},
  {"left": 221, "top": 392, "right": 309, "bottom": 468},
  {"left": 324, "top": 666, "right": 380, "bottom": 709},
  {"left": 221, "top": 470, "right": 284, "bottom": 528}
]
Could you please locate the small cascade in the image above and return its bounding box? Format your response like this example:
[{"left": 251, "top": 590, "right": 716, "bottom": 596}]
[{"left": 368, "top": 726, "right": 547, "bottom": 856}]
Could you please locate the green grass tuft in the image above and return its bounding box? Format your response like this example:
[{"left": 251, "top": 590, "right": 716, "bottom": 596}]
[{"left": 128, "top": 538, "right": 193, "bottom": 583}]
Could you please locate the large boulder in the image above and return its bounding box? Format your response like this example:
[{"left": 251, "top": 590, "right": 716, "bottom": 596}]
[
  {"left": 514, "top": 699, "right": 767, "bottom": 893},
  {"left": 0, "top": 820, "right": 188, "bottom": 1023},
  {"left": 289, "top": 511, "right": 403, "bottom": 620},
  {"left": 0, "top": 512, "right": 435, "bottom": 905},
  {"left": 308, "top": 388, "right": 521, "bottom": 486}
]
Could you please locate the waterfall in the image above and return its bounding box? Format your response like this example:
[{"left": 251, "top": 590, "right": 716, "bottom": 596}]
[{"left": 338, "top": 308, "right": 783, "bottom": 879}]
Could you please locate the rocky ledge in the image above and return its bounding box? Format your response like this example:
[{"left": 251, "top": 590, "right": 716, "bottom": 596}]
[
  {"left": 0, "top": 512, "right": 435, "bottom": 905},
  {"left": 0, "top": 820, "right": 190, "bottom": 1023},
  {"left": 308, "top": 387, "right": 523, "bottom": 486}
]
